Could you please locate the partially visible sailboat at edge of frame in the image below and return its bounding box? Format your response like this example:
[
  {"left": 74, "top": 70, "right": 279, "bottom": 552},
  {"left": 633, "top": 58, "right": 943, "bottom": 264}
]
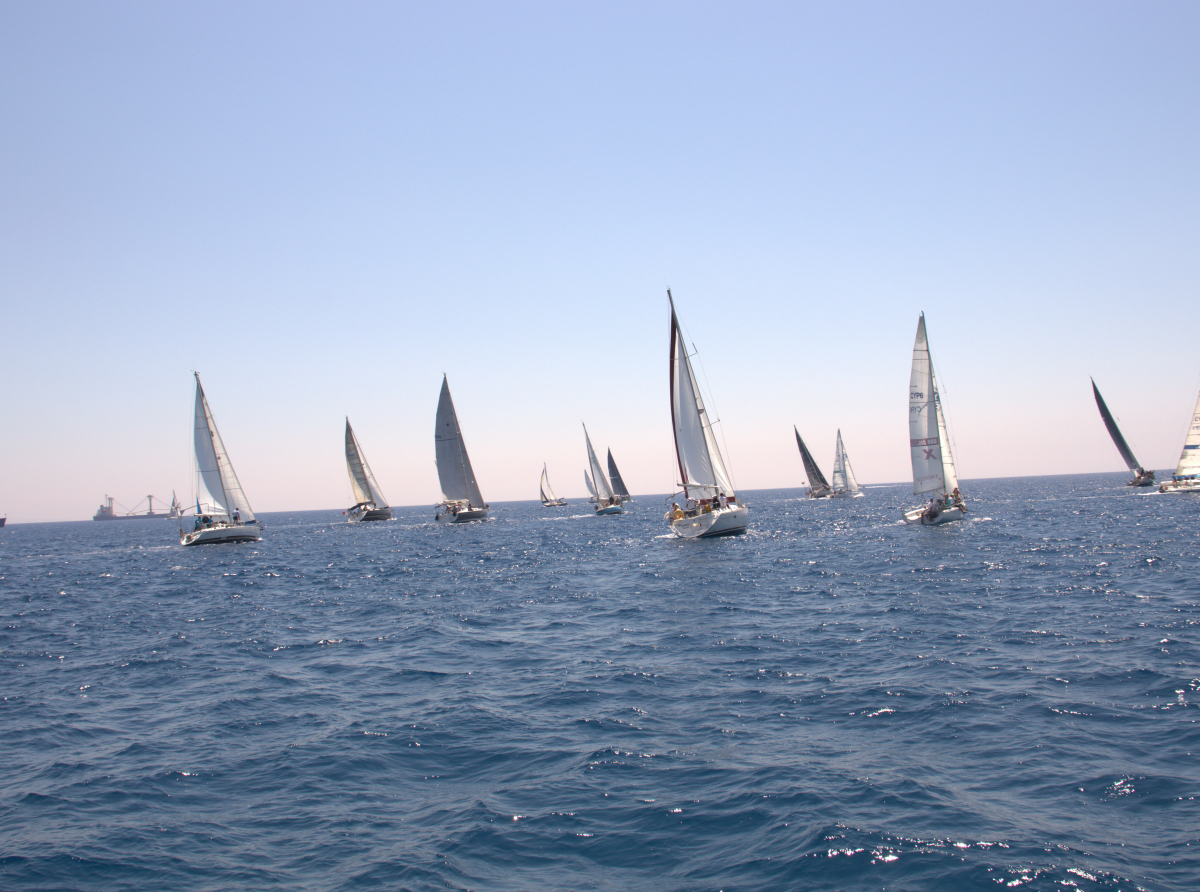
[{"left": 1159, "top": 382, "right": 1200, "bottom": 493}]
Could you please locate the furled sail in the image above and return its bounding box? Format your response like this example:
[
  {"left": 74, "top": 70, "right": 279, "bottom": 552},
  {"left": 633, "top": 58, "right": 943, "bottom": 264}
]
[
  {"left": 192, "top": 373, "right": 255, "bottom": 521},
  {"left": 830, "top": 429, "right": 860, "bottom": 494},
  {"left": 584, "top": 424, "right": 615, "bottom": 501},
  {"left": 607, "top": 449, "right": 631, "bottom": 500},
  {"left": 794, "top": 428, "right": 829, "bottom": 491},
  {"left": 909, "top": 313, "right": 950, "bottom": 496},
  {"left": 1091, "top": 379, "right": 1145, "bottom": 475},
  {"left": 1171, "top": 387, "right": 1200, "bottom": 478},
  {"left": 345, "top": 418, "right": 389, "bottom": 508},
  {"left": 669, "top": 292, "right": 736, "bottom": 499},
  {"left": 434, "top": 376, "right": 485, "bottom": 506}
]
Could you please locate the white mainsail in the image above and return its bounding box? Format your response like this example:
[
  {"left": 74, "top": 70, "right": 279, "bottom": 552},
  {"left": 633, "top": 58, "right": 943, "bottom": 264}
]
[
  {"left": 830, "top": 429, "right": 861, "bottom": 495},
  {"left": 909, "top": 313, "right": 951, "bottom": 497},
  {"left": 1171, "top": 387, "right": 1200, "bottom": 478},
  {"left": 192, "top": 373, "right": 255, "bottom": 522},
  {"left": 345, "top": 418, "right": 389, "bottom": 508},
  {"left": 669, "top": 293, "right": 736, "bottom": 499},
  {"left": 540, "top": 464, "right": 557, "bottom": 504},
  {"left": 584, "top": 424, "right": 615, "bottom": 501},
  {"left": 434, "top": 376, "right": 485, "bottom": 506}
]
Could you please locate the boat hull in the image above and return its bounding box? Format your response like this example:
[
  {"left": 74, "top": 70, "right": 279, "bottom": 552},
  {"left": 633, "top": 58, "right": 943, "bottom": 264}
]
[
  {"left": 670, "top": 505, "right": 748, "bottom": 539},
  {"left": 181, "top": 523, "right": 262, "bottom": 546},
  {"left": 349, "top": 507, "right": 393, "bottom": 522},
  {"left": 903, "top": 504, "right": 966, "bottom": 526},
  {"left": 1128, "top": 471, "right": 1156, "bottom": 487},
  {"left": 595, "top": 504, "right": 624, "bottom": 515},
  {"left": 1159, "top": 479, "right": 1200, "bottom": 493},
  {"left": 830, "top": 490, "right": 864, "bottom": 499},
  {"left": 541, "top": 500, "right": 569, "bottom": 507},
  {"left": 437, "top": 507, "right": 489, "bottom": 523}
]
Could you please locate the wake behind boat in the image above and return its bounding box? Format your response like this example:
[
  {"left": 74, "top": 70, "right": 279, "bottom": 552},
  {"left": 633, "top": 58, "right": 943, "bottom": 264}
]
[
  {"left": 664, "top": 290, "right": 747, "bottom": 538},
  {"left": 540, "top": 463, "right": 568, "bottom": 507},
  {"left": 1092, "top": 379, "right": 1154, "bottom": 487},
  {"left": 345, "top": 418, "right": 393, "bottom": 521},
  {"left": 903, "top": 314, "right": 967, "bottom": 525},
  {"left": 794, "top": 427, "right": 832, "bottom": 498},
  {"left": 181, "top": 373, "right": 261, "bottom": 546},
  {"left": 434, "top": 376, "right": 489, "bottom": 522},
  {"left": 584, "top": 424, "right": 623, "bottom": 515},
  {"left": 1159, "top": 383, "right": 1200, "bottom": 493}
]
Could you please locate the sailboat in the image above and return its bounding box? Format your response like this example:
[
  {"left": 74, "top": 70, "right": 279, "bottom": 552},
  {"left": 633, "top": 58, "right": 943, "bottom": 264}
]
[
  {"left": 540, "top": 464, "right": 568, "bottom": 507},
  {"left": 794, "top": 428, "right": 832, "bottom": 498},
  {"left": 903, "top": 314, "right": 966, "bottom": 525},
  {"left": 829, "top": 430, "right": 863, "bottom": 498},
  {"left": 584, "top": 470, "right": 597, "bottom": 503},
  {"left": 607, "top": 449, "right": 633, "bottom": 503},
  {"left": 345, "top": 418, "right": 393, "bottom": 521},
  {"left": 1159, "top": 384, "right": 1200, "bottom": 493},
  {"left": 434, "top": 375, "right": 489, "bottom": 522},
  {"left": 1090, "top": 380, "right": 1154, "bottom": 487},
  {"left": 665, "top": 290, "right": 748, "bottom": 538},
  {"left": 584, "top": 424, "right": 624, "bottom": 515},
  {"left": 181, "top": 373, "right": 261, "bottom": 545}
]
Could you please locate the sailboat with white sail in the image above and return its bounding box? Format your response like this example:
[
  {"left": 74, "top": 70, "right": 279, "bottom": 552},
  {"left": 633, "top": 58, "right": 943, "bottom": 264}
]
[
  {"left": 1159, "top": 384, "right": 1200, "bottom": 493},
  {"left": 829, "top": 429, "right": 863, "bottom": 498},
  {"left": 434, "top": 375, "right": 489, "bottom": 522},
  {"left": 903, "top": 314, "right": 966, "bottom": 525},
  {"left": 181, "top": 373, "right": 261, "bottom": 545},
  {"left": 1091, "top": 379, "right": 1154, "bottom": 487},
  {"left": 584, "top": 424, "right": 623, "bottom": 515},
  {"left": 794, "top": 428, "right": 832, "bottom": 498},
  {"left": 540, "top": 464, "right": 568, "bottom": 507},
  {"left": 607, "top": 450, "right": 632, "bottom": 503},
  {"left": 584, "top": 470, "right": 597, "bottom": 503},
  {"left": 664, "top": 290, "right": 748, "bottom": 538},
  {"left": 345, "top": 418, "right": 393, "bottom": 521}
]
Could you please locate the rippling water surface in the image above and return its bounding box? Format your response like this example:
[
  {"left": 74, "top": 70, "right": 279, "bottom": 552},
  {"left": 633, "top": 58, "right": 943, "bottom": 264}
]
[{"left": 2, "top": 473, "right": 1197, "bottom": 891}]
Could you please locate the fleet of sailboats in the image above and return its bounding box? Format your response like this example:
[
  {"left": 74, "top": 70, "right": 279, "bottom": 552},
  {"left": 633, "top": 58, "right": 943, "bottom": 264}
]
[
  {"left": 665, "top": 290, "right": 748, "bottom": 538},
  {"left": 434, "top": 375, "right": 489, "bottom": 522},
  {"left": 1091, "top": 380, "right": 1155, "bottom": 487},
  {"left": 584, "top": 424, "right": 623, "bottom": 515},
  {"left": 540, "top": 464, "right": 568, "bottom": 507},
  {"left": 903, "top": 314, "right": 966, "bottom": 526},
  {"left": 345, "top": 418, "right": 393, "bottom": 521},
  {"left": 1159, "top": 384, "right": 1200, "bottom": 494}
]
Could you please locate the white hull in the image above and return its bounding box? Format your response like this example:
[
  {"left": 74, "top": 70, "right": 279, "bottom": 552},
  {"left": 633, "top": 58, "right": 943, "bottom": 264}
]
[
  {"left": 903, "top": 504, "right": 966, "bottom": 526},
  {"left": 670, "top": 505, "right": 748, "bottom": 539},
  {"left": 437, "top": 506, "right": 489, "bottom": 523},
  {"left": 1159, "top": 479, "right": 1200, "bottom": 493},
  {"left": 182, "top": 522, "right": 261, "bottom": 546},
  {"left": 830, "top": 490, "right": 864, "bottom": 499},
  {"left": 595, "top": 504, "right": 624, "bottom": 515}
]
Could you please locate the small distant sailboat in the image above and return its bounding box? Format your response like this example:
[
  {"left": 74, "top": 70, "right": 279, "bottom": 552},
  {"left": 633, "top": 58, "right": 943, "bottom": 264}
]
[
  {"left": 1159, "top": 384, "right": 1200, "bottom": 494},
  {"left": 829, "top": 430, "right": 863, "bottom": 498},
  {"left": 434, "top": 375, "right": 489, "bottom": 522},
  {"left": 1091, "top": 380, "right": 1154, "bottom": 487},
  {"left": 584, "top": 424, "right": 623, "bottom": 515},
  {"left": 181, "top": 373, "right": 261, "bottom": 545},
  {"left": 540, "top": 464, "right": 568, "bottom": 507},
  {"left": 794, "top": 428, "right": 832, "bottom": 498},
  {"left": 607, "top": 449, "right": 632, "bottom": 503},
  {"left": 664, "top": 290, "right": 748, "bottom": 538},
  {"left": 345, "top": 418, "right": 393, "bottom": 521},
  {"left": 903, "top": 314, "right": 967, "bottom": 525}
]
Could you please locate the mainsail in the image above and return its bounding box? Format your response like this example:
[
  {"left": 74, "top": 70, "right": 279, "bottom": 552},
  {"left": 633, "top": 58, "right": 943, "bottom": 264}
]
[
  {"left": 434, "top": 376, "right": 485, "bottom": 506},
  {"left": 669, "top": 291, "right": 736, "bottom": 499},
  {"left": 192, "top": 373, "right": 255, "bottom": 522},
  {"left": 1091, "top": 379, "right": 1145, "bottom": 475},
  {"left": 345, "top": 418, "right": 389, "bottom": 508},
  {"left": 1171, "top": 387, "right": 1200, "bottom": 478},
  {"left": 830, "top": 429, "right": 860, "bottom": 495},
  {"left": 540, "top": 464, "right": 561, "bottom": 505},
  {"left": 794, "top": 428, "right": 829, "bottom": 491},
  {"left": 584, "top": 424, "right": 615, "bottom": 501},
  {"left": 607, "top": 449, "right": 631, "bottom": 500},
  {"left": 909, "top": 313, "right": 956, "bottom": 496}
]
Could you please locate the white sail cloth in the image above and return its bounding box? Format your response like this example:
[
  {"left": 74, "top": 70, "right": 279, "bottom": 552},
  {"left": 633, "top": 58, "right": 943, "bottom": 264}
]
[
  {"left": 1172, "top": 388, "right": 1200, "bottom": 477},
  {"left": 435, "top": 376, "right": 485, "bottom": 505},
  {"left": 584, "top": 424, "right": 615, "bottom": 501},
  {"left": 192, "top": 373, "right": 255, "bottom": 521},
  {"left": 908, "top": 314, "right": 958, "bottom": 496},
  {"left": 345, "top": 418, "right": 389, "bottom": 508},
  {"left": 540, "top": 464, "right": 560, "bottom": 504},
  {"left": 831, "top": 429, "right": 860, "bottom": 494},
  {"left": 670, "top": 298, "right": 736, "bottom": 498}
]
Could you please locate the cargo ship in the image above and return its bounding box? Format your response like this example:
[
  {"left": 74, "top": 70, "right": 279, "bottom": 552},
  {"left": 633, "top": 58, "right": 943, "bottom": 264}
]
[{"left": 93, "top": 494, "right": 182, "bottom": 521}]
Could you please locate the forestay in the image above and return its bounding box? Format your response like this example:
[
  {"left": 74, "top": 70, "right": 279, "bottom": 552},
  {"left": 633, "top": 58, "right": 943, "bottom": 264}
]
[
  {"left": 434, "top": 376, "right": 485, "bottom": 505},
  {"left": 345, "top": 418, "right": 389, "bottom": 508},
  {"left": 192, "top": 373, "right": 255, "bottom": 522}
]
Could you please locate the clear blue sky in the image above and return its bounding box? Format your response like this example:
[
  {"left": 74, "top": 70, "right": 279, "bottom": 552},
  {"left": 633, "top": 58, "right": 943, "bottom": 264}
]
[{"left": 3, "top": 2, "right": 1198, "bottom": 522}]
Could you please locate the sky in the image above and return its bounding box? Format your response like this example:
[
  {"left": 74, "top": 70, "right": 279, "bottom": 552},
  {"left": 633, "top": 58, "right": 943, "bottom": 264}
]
[{"left": 2, "top": 1, "right": 1198, "bottom": 523}]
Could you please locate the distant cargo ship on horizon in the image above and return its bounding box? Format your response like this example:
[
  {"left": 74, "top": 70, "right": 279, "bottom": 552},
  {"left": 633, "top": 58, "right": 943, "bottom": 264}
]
[{"left": 93, "top": 494, "right": 182, "bottom": 521}]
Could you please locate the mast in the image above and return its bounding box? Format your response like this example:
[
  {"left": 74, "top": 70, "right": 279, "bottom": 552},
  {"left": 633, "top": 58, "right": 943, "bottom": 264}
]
[{"left": 1091, "top": 379, "right": 1144, "bottom": 475}]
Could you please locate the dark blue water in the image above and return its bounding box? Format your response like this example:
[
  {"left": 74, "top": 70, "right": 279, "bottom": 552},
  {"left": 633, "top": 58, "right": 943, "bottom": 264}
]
[{"left": 2, "top": 473, "right": 1197, "bottom": 891}]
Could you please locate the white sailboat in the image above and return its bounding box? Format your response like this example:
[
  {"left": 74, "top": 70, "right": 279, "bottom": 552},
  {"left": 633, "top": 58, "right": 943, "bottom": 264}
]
[
  {"left": 664, "top": 290, "right": 748, "bottom": 538},
  {"left": 1159, "top": 384, "right": 1200, "bottom": 493},
  {"left": 829, "top": 429, "right": 863, "bottom": 498},
  {"left": 584, "top": 424, "right": 624, "bottom": 515},
  {"left": 434, "top": 375, "right": 489, "bottom": 522},
  {"left": 794, "top": 427, "right": 832, "bottom": 498},
  {"left": 181, "top": 373, "right": 261, "bottom": 545},
  {"left": 903, "top": 314, "right": 967, "bottom": 525},
  {"left": 540, "top": 464, "right": 568, "bottom": 507},
  {"left": 345, "top": 418, "right": 393, "bottom": 521}
]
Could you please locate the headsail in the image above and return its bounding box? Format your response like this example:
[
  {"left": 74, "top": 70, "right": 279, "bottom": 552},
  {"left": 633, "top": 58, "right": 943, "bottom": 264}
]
[
  {"left": 794, "top": 428, "right": 829, "bottom": 490},
  {"left": 1171, "top": 387, "right": 1200, "bottom": 478},
  {"left": 192, "top": 373, "right": 255, "bottom": 521},
  {"left": 434, "top": 376, "right": 485, "bottom": 506},
  {"left": 909, "top": 314, "right": 948, "bottom": 496},
  {"left": 584, "top": 424, "right": 615, "bottom": 501},
  {"left": 1091, "top": 379, "right": 1145, "bottom": 475},
  {"left": 345, "top": 418, "right": 389, "bottom": 508},
  {"left": 830, "top": 429, "right": 861, "bottom": 495},
  {"left": 669, "top": 291, "right": 736, "bottom": 499},
  {"left": 607, "top": 449, "right": 631, "bottom": 500}
]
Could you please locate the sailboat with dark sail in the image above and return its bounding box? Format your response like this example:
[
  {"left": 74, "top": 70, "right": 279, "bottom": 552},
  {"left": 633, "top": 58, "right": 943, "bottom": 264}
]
[
  {"left": 607, "top": 449, "right": 632, "bottom": 503},
  {"left": 345, "top": 418, "right": 393, "bottom": 521},
  {"left": 794, "top": 428, "right": 832, "bottom": 498},
  {"left": 584, "top": 424, "right": 623, "bottom": 515},
  {"left": 1091, "top": 379, "right": 1154, "bottom": 487}
]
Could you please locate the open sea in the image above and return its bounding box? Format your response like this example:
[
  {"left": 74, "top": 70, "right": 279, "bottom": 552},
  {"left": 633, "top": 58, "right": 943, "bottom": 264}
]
[{"left": 1, "top": 472, "right": 1197, "bottom": 892}]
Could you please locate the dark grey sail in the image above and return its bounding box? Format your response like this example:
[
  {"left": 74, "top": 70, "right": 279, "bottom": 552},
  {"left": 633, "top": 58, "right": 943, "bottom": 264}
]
[
  {"left": 607, "top": 449, "right": 631, "bottom": 500},
  {"left": 1092, "top": 379, "right": 1150, "bottom": 483},
  {"left": 794, "top": 427, "right": 830, "bottom": 493}
]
